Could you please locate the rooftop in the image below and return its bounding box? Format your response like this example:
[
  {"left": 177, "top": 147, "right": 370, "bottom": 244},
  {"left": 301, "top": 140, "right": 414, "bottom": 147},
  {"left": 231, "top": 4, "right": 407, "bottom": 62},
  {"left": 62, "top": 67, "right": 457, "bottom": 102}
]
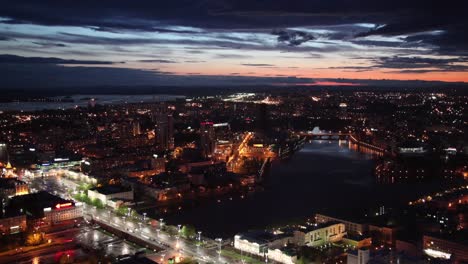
[
  {"left": 5, "top": 191, "right": 74, "bottom": 218},
  {"left": 0, "top": 177, "right": 27, "bottom": 189},
  {"left": 236, "top": 230, "right": 291, "bottom": 245},
  {"left": 89, "top": 185, "right": 132, "bottom": 195}
]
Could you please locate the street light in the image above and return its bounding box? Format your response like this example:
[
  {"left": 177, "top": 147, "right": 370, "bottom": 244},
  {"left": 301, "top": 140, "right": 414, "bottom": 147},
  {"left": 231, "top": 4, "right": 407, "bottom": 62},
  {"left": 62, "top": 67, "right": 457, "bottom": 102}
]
[
  {"left": 159, "top": 218, "right": 164, "bottom": 230},
  {"left": 143, "top": 212, "right": 147, "bottom": 222},
  {"left": 215, "top": 238, "right": 222, "bottom": 260}
]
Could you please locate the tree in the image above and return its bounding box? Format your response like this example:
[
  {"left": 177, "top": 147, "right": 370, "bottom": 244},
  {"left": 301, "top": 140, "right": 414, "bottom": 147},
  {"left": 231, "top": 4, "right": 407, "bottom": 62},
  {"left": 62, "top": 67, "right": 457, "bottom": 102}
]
[
  {"left": 91, "top": 198, "right": 104, "bottom": 209},
  {"left": 25, "top": 232, "right": 44, "bottom": 246},
  {"left": 115, "top": 205, "right": 130, "bottom": 216},
  {"left": 178, "top": 257, "right": 197, "bottom": 264},
  {"left": 181, "top": 225, "right": 196, "bottom": 239},
  {"left": 73, "top": 193, "right": 84, "bottom": 201},
  {"left": 77, "top": 183, "right": 93, "bottom": 191},
  {"left": 82, "top": 195, "right": 92, "bottom": 204}
]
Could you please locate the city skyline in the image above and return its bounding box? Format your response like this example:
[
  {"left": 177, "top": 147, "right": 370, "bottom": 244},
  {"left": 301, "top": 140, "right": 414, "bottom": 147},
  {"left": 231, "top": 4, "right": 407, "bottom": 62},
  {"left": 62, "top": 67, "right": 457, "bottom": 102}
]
[{"left": 1, "top": 0, "right": 468, "bottom": 89}]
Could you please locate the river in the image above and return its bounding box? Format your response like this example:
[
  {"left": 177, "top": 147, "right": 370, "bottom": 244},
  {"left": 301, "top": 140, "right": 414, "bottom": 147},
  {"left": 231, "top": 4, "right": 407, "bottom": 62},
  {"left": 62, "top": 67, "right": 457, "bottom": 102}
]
[{"left": 143, "top": 141, "right": 453, "bottom": 238}]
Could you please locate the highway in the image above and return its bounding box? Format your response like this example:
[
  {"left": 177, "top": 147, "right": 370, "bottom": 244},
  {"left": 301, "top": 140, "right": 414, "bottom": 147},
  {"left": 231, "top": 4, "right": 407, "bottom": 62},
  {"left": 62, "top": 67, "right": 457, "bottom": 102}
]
[
  {"left": 227, "top": 132, "right": 253, "bottom": 172},
  {"left": 84, "top": 204, "right": 234, "bottom": 263},
  {"left": 27, "top": 174, "right": 241, "bottom": 263}
]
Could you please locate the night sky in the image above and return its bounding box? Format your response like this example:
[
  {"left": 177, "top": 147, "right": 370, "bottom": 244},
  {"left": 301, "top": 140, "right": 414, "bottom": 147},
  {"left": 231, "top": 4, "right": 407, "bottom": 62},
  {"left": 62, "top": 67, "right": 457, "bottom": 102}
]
[{"left": 1, "top": 0, "right": 468, "bottom": 88}]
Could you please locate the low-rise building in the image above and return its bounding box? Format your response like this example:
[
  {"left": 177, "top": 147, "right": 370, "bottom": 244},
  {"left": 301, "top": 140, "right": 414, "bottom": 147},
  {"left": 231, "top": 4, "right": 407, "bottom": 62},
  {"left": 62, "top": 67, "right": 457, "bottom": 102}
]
[
  {"left": 294, "top": 222, "right": 346, "bottom": 247},
  {"left": 267, "top": 246, "right": 297, "bottom": 264},
  {"left": 0, "top": 177, "right": 29, "bottom": 199},
  {"left": 0, "top": 214, "right": 27, "bottom": 235},
  {"left": 347, "top": 248, "right": 370, "bottom": 264},
  {"left": 234, "top": 231, "right": 295, "bottom": 264},
  {"left": 88, "top": 185, "right": 134, "bottom": 205},
  {"left": 316, "top": 213, "right": 367, "bottom": 235},
  {"left": 423, "top": 232, "right": 468, "bottom": 264},
  {"left": 5, "top": 191, "right": 82, "bottom": 228}
]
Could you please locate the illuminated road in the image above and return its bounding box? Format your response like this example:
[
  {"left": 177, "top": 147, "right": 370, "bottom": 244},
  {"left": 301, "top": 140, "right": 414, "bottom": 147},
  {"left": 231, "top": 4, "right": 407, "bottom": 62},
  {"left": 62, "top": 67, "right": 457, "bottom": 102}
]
[
  {"left": 25, "top": 168, "right": 246, "bottom": 263},
  {"left": 227, "top": 132, "right": 253, "bottom": 171},
  {"left": 85, "top": 205, "right": 233, "bottom": 263}
]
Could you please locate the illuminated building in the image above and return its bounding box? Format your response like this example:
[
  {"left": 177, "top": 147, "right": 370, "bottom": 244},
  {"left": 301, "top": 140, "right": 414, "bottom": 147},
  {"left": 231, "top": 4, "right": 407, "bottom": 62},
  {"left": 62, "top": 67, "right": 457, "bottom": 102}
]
[
  {"left": 132, "top": 120, "right": 141, "bottom": 136},
  {"left": 5, "top": 191, "right": 82, "bottom": 228},
  {"left": 423, "top": 233, "right": 468, "bottom": 263},
  {"left": 0, "top": 214, "right": 27, "bottom": 235},
  {"left": 0, "top": 178, "right": 29, "bottom": 199},
  {"left": 87, "top": 185, "right": 134, "bottom": 205},
  {"left": 234, "top": 231, "right": 296, "bottom": 264},
  {"left": 346, "top": 248, "right": 370, "bottom": 264},
  {"left": 153, "top": 103, "right": 174, "bottom": 150},
  {"left": 35, "top": 157, "right": 82, "bottom": 171},
  {"left": 88, "top": 98, "right": 96, "bottom": 108},
  {"left": 0, "top": 143, "right": 7, "bottom": 162},
  {"left": 200, "top": 121, "right": 215, "bottom": 158},
  {"left": 293, "top": 222, "right": 346, "bottom": 247},
  {"left": 1, "top": 158, "right": 16, "bottom": 178},
  {"left": 316, "top": 213, "right": 367, "bottom": 236},
  {"left": 155, "top": 114, "right": 173, "bottom": 150}
]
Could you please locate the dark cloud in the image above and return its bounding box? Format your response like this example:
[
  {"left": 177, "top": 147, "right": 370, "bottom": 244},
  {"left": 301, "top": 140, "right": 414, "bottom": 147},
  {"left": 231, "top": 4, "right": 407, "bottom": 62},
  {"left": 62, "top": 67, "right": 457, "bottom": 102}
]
[
  {"left": 214, "top": 54, "right": 252, "bottom": 59},
  {"left": 1, "top": 0, "right": 468, "bottom": 84},
  {"left": 0, "top": 36, "right": 12, "bottom": 41},
  {"left": 32, "top": 42, "right": 67, "bottom": 48},
  {"left": 327, "top": 56, "right": 468, "bottom": 73},
  {"left": 0, "top": 54, "right": 120, "bottom": 64},
  {"left": 0, "top": 61, "right": 322, "bottom": 88},
  {"left": 272, "top": 29, "right": 314, "bottom": 46},
  {"left": 185, "top": 60, "right": 206, "bottom": 63},
  {"left": 137, "top": 59, "right": 177, "bottom": 63},
  {"left": 373, "top": 56, "right": 468, "bottom": 71}
]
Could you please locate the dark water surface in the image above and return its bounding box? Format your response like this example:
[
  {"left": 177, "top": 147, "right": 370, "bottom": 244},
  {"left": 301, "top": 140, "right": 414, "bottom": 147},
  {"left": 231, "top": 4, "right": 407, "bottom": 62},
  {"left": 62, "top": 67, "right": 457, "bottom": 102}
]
[{"left": 145, "top": 141, "right": 451, "bottom": 238}]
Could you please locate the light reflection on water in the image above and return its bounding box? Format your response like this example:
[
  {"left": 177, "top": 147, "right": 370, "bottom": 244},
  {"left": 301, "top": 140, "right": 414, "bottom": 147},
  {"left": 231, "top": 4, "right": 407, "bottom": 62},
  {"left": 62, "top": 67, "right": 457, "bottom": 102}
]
[{"left": 144, "top": 141, "right": 454, "bottom": 237}]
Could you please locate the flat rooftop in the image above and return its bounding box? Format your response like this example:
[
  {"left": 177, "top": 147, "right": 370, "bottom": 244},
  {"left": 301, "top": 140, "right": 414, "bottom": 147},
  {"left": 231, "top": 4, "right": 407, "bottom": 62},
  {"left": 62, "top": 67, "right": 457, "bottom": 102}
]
[
  {"left": 6, "top": 191, "right": 74, "bottom": 218},
  {"left": 0, "top": 177, "right": 27, "bottom": 189},
  {"left": 236, "top": 230, "right": 291, "bottom": 245},
  {"left": 89, "top": 185, "right": 132, "bottom": 195}
]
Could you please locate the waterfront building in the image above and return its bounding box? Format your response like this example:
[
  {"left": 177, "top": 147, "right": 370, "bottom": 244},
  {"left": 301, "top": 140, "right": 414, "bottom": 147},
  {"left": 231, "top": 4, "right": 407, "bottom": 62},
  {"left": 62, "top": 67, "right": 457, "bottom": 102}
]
[
  {"left": 293, "top": 222, "right": 346, "bottom": 247},
  {"left": 88, "top": 185, "right": 134, "bottom": 205},
  {"left": 423, "top": 232, "right": 468, "bottom": 264},
  {"left": 234, "top": 231, "right": 295, "bottom": 264},
  {"left": 316, "top": 213, "right": 367, "bottom": 235}
]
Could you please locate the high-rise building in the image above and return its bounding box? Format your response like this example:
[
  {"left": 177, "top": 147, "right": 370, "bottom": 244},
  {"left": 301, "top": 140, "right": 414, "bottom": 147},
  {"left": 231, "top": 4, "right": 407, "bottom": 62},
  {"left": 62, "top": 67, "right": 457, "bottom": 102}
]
[
  {"left": 0, "top": 143, "right": 7, "bottom": 163},
  {"left": 153, "top": 104, "right": 174, "bottom": 150},
  {"left": 256, "top": 103, "right": 269, "bottom": 136},
  {"left": 200, "top": 122, "right": 216, "bottom": 158},
  {"left": 88, "top": 98, "right": 96, "bottom": 108},
  {"left": 132, "top": 120, "right": 141, "bottom": 136},
  {"left": 155, "top": 115, "right": 169, "bottom": 150},
  {"left": 167, "top": 115, "right": 174, "bottom": 149},
  {"left": 152, "top": 108, "right": 174, "bottom": 149}
]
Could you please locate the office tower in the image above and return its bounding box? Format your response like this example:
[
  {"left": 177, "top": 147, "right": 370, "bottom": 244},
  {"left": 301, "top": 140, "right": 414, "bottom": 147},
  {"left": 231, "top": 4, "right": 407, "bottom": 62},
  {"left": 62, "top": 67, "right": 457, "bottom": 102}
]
[
  {"left": 256, "top": 103, "right": 268, "bottom": 136},
  {"left": 200, "top": 122, "right": 215, "bottom": 158},
  {"left": 0, "top": 143, "right": 7, "bottom": 163},
  {"left": 132, "top": 120, "right": 141, "bottom": 136}
]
